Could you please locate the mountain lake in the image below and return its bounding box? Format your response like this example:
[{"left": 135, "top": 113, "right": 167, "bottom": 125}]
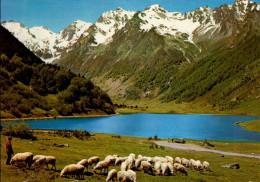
[{"left": 16, "top": 113, "right": 260, "bottom": 142}]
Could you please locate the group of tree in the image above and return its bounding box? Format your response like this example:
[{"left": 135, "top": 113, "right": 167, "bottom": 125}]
[{"left": 0, "top": 25, "right": 114, "bottom": 118}]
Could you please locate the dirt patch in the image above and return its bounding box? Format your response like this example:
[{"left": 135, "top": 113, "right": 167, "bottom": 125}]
[{"left": 155, "top": 141, "right": 260, "bottom": 159}]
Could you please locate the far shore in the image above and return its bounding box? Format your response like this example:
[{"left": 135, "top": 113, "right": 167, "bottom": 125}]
[
  {"left": 1, "top": 108, "right": 260, "bottom": 123},
  {"left": 0, "top": 113, "right": 119, "bottom": 123}
]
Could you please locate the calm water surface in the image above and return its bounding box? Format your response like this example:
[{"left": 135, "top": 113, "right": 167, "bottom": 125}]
[{"left": 19, "top": 114, "right": 260, "bottom": 142}]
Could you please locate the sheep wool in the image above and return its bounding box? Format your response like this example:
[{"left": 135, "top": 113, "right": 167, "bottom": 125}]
[
  {"left": 106, "top": 169, "right": 117, "bottom": 182},
  {"left": 154, "top": 161, "right": 162, "bottom": 175},
  {"left": 141, "top": 161, "right": 153, "bottom": 175}
]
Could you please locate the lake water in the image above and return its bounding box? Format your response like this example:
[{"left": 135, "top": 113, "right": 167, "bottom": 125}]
[{"left": 18, "top": 114, "right": 260, "bottom": 142}]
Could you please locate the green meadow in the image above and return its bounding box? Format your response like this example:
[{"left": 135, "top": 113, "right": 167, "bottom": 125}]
[{"left": 1, "top": 131, "right": 260, "bottom": 182}]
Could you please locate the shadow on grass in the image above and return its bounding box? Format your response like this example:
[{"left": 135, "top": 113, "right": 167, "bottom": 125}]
[{"left": 85, "top": 171, "right": 94, "bottom": 176}]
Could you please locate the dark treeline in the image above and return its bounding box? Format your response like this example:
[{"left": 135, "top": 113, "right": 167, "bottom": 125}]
[{"left": 0, "top": 26, "right": 114, "bottom": 118}]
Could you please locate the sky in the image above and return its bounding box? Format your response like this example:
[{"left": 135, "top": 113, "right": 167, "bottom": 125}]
[{"left": 2, "top": 0, "right": 260, "bottom": 33}]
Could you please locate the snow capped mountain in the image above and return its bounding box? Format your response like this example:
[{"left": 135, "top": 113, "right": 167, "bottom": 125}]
[
  {"left": 2, "top": 0, "right": 259, "bottom": 63},
  {"left": 86, "top": 7, "right": 135, "bottom": 46},
  {"left": 2, "top": 20, "right": 92, "bottom": 63}
]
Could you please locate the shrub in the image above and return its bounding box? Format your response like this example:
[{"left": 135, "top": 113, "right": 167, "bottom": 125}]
[{"left": 2, "top": 123, "right": 36, "bottom": 140}]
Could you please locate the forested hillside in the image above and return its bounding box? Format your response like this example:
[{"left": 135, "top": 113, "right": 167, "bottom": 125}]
[{"left": 0, "top": 25, "right": 114, "bottom": 118}]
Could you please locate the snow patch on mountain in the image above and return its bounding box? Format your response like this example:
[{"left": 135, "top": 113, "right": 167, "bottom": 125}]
[
  {"left": 2, "top": 20, "right": 92, "bottom": 63},
  {"left": 90, "top": 8, "right": 135, "bottom": 46}
]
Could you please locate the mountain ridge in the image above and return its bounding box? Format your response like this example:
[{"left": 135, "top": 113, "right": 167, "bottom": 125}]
[{"left": 2, "top": 0, "right": 260, "bottom": 115}]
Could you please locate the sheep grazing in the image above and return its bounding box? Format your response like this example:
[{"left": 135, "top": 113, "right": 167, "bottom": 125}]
[
  {"left": 175, "top": 157, "right": 181, "bottom": 164},
  {"left": 105, "top": 155, "right": 116, "bottom": 166},
  {"left": 173, "top": 163, "right": 181, "bottom": 172},
  {"left": 60, "top": 164, "right": 84, "bottom": 179},
  {"left": 93, "top": 161, "right": 110, "bottom": 174},
  {"left": 154, "top": 161, "right": 162, "bottom": 175},
  {"left": 129, "top": 153, "right": 136, "bottom": 160},
  {"left": 190, "top": 160, "right": 203, "bottom": 170},
  {"left": 161, "top": 162, "right": 170, "bottom": 176},
  {"left": 11, "top": 152, "right": 33, "bottom": 167},
  {"left": 115, "top": 157, "right": 127, "bottom": 166},
  {"left": 135, "top": 157, "right": 147, "bottom": 169},
  {"left": 88, "top": 156, "right": 100, "bottom": 168},
  {"left": 151, "top": 156, "right": 161, "bottom": 164},
  {"left": 117, "top": 170, "right": 137, "bottom": 182},
  {"left": 181, "top": 158, "right": 190, "bottom": 167},
  {"left": 106, "top": 169, "right": 117, "bottom": 182},
  {"left": 176, "top": 164, "right": 188, "bottom": 176},
  {"left": 126, "top": 156, "right": 135, "bottom": 170},
  {"left": 203, "top": 161, "right": 210, "bottom": 171},
  {"left": 121, "top": 161, "right": 129, "bottom": 171},
  {"left": 146, "top": 157, "right": 152, "bottom": 163},
  {"left": 160, "top": 157, "right": 168, "bottom": 163},
  {"left": 165, "top": 156, "right": 174, "bottom": 164},
  {"left": 117, "top": 171, "right": 129, "bottom": 181},
  {"left": 77, "top": 159, "right": 88, "bottom": 171},
  {"left": 35, "top": 156, "right": 56, "bottom": 171},
  {"left": 32, "top": 155, "right": 45, "bottom": 163},
  {"left": 127, "top": 170, "right": 137, "bottom": 182},
  {"left": 167, "top": 162, "right": 174, "bottom": 175},
  {"left": 140, "top": 161, "right": 153, "bottom": 175}
]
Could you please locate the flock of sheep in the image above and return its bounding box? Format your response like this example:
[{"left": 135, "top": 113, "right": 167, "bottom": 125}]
[{"left": 10, "top": 152, "right": 211, "bottom": 181}]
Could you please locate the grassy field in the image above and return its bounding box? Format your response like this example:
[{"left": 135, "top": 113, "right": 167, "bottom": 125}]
[
  {"left": 238, "top": 120, "right": 260, "bottom": 132},
  {"left": 1, "top": 131, "right": 260, "bottom": 182},
  {"left": 114, "top": 97, "right": 260, "bottom": 116}
]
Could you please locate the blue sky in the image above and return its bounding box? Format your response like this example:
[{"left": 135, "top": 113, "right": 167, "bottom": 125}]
[{"left": 2, "top": 0, "right": 260, "bottom": 32}]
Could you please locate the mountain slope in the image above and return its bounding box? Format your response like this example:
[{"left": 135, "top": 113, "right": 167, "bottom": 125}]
[
  {"left": 0, "top": 25, "right": 114, "bottom": 118},
  {"left": 2, "top": 20, "right": 92, "bottom": 63},
  {"left": 53, "top": 0, "right": 260, "bottom": 114}
]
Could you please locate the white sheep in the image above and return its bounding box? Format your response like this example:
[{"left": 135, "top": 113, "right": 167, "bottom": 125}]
[
  {"left": 77, "top": 159, "right": 88, "bottom": 171},
  {"left": 154, "top": 161, "right": 162, "bottom": 175},
  {"left": 135, "top": 157, "right": 146, "bottom": 169},
  {"left": 140, "top": 161, "right": 153, "bottom": 175},
  {"left": 115, "top": 157, "right": 127, "bottom": 166},
  {"left": 126, "top": 156, "right": 135, "bottom": 170},
  {"left": 167, "top": 162, "right": 174, "bottom": 175},
  {"left": 161, "top": 162, "right": 170, "bottom": 176},
  {"left": 138, "top": 154, "right": 143, "bottom": 159},
  {"left": 176, "top": 164, "right": 188, "bottom": 176},
  {"left": 190, "top": 160, "right": 202, "bottom": 170},
  {"left": 181, "top": 158, "right": 190, "bottom": 167},
  {"left": 129, "top": 153, "right": 135, "bottom": 159},
  {"left": 160, "top": 157, "right": 168, "bottom": 163},
  {"left": 117, "top": 171, "right": 129, "bottom": 181},
  {"left": 11, "top": 152, "right": 33, "bottom": 167},
  {"left": 175, "top": 157, "right": 181, "bottom": 164},
  {"left": 203, "top": 161, "right": 210, "bottom": 171},
  {"left": 146, "top": 157, "right": 152, "bottom": 163},
  {"left": 127, "top": 170, "right": 137, "bottom": 182},
  {"left": 60, "top": 164, "right": 84, "bottom": 179},
  {"left": 173, "top": 163, "right": 181, "bottom": 173},
  {"left": 165, "top": 156, "right": 174, "bottom": 164},
  {"left": 121, "top": 161, "right": 129, "bottom": 171},
  {"left": 105, "top": 155, "right": 116, "bottom": 166},
  {"left": 88, "top": 156, "right": 100, "bottom": 168},
  {"left": 106, "top": 169, "right": 117, "bottom": 182},
  {"left": 32, "top": 155, "right": 45, "bottom": 163},
  {"left": 117, "top": 170, "right": 137, "bottom": 182},
  {"left": 93, "top": 160, "right": 110, "bottom": 174},
  {"left": 35, "top": 156, "right": 56, "bottom": 170},
  {"left": 152, "top": 156, "right": 161, "bottom": 164}
]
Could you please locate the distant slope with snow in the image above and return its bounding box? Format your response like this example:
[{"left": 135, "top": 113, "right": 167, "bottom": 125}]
[{"left": 2, "top": 20, "right": 92, "bottom": 63}]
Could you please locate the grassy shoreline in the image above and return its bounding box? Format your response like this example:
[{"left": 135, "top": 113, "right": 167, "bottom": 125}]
[
  {"left": 0, "top": 113, "right": 119, "bottom": 123},
  {"left": 238, "top": 120, "right": 260, "bottom": 132},
  {"left": 1, "top": 131, "right": 260, "bottom": 182}
]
